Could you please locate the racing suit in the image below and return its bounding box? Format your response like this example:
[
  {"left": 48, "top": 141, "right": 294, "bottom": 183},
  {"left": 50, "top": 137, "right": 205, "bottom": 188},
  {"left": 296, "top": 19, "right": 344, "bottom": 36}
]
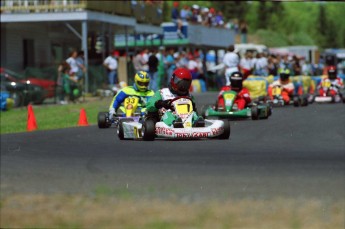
[
  {"left": 217, "top": 86, "right": 252, "bottom": 110},
  {"left": 109, "top": 86, "right": 154, "bottom": 118},
  {"left": 146, "top": 88, "right": 201, "bottom": 127},
  {"left": 317, "top": 77, "right": 344, "bottom": 97},
  {"left": 268, "top": 80, "right": 295, "bottom": 104}
]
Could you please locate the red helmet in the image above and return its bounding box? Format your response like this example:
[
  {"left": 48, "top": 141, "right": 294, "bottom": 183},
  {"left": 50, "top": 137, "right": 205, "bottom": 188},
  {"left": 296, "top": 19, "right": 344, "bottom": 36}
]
[
  {"left": 327, "top": 66, "right": 337, "bottom": 80},
  {"left": 170, "top": 68, "right": 192, "bottom": 95}
]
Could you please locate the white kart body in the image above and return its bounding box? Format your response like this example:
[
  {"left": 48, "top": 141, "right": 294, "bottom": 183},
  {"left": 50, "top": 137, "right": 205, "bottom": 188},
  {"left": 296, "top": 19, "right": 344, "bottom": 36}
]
[
  {"left": 314, "top": 96, "right": 333, "bottom": 103},
  {"left": 155, "top": 119, "right": 225, "bottom": 139},
  {"left": 120, "top": 97, "right": 227, "bottom": 139}
]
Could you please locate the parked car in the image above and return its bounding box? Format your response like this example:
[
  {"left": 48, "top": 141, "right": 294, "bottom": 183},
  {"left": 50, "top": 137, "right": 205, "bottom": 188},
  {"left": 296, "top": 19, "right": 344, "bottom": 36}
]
[{"left": 0, "top": 67, "right": 56, "bottom": 107}]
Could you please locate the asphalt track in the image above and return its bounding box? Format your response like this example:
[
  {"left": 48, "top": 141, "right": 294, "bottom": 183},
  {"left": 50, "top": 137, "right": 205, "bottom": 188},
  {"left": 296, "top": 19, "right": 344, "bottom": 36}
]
[{"left": 1, "top": 92, "right": 345, "bottom": 202}]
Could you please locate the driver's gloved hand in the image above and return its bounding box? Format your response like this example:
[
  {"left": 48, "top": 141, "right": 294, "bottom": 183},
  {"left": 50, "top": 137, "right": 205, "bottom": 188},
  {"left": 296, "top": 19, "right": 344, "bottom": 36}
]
[
  {"left": 155, "top": 100, "right": 171, "bottom": 109},
  {"left": 109, "top": 108, "right": 115, "bottom": 120}
]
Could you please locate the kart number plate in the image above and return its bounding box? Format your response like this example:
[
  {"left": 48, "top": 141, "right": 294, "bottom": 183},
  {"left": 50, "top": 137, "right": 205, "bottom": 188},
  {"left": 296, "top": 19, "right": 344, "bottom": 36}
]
[
  {"left": 224, "top": 94, "right": 235, "bottom": 100},
  {"left": 321, "top": 81, "right": 331, "bottom": 88},
  {"left": 272, "top": 87, "right": 282, "bottom": 96}
]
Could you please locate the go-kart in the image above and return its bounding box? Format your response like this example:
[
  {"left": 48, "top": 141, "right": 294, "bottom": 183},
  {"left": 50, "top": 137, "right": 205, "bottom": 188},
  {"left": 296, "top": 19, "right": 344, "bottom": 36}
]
[
  {"left": 97, "top": 97, "right": 145, "bottom": 129},
  {"left": 266, "top": 85, "right": 308, "bottom": 107},
  {"left": 201, "top": 90, "right": 271, "bottom": 120},
  {"left": 118, "top": 97, "right": 231, "bottom": 140},
  {"left": 314, "top": 80, "right": 345, "bottom": 103}
]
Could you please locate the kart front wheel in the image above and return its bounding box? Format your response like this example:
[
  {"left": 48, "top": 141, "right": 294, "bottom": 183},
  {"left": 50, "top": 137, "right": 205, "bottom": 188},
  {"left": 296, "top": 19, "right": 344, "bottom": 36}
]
[
  {"left": 98, "top": 112, "right": 110, "bottom": 128},
  {"left": 251, "top": 106, "right": 259, "bottom": 120},
  {"left": 142, "top": 119, "right": 156, "bottom": 141},
  {"left": 117, "top": 118, "right": 134, "bottom": 140},
  {"left": 218, "top": 120, "right": 230, "bottom": 139}
]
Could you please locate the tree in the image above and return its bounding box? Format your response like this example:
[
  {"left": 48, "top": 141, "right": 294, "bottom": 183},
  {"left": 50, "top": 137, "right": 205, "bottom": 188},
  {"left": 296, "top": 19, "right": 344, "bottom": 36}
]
[{"left": 257, "top": 1, "right": 268, "bottom": 29}]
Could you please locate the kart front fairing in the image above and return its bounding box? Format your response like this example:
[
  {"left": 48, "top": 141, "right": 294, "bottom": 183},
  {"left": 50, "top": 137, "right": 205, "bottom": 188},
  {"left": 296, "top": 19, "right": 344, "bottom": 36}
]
[{"left": 155, "top": 97, "right": 226, "bottom": 139}]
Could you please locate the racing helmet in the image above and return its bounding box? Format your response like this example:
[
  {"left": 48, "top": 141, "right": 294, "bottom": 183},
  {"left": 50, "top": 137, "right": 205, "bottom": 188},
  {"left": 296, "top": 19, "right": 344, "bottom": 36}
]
[
  {"left": 170, "top": 68, "right": 192, "bottom": 96},
  {"left": 134, "top": 71, "right": 150, "bottom": 91},
  {"left": 279, "top": 68, "right": 290, "bottom": 82},
  {"left": 327, "top": 66, "right": 337, "bottom": 80},
  {"left": 230, "top": 71, "right": 243, "bottom": 91}
]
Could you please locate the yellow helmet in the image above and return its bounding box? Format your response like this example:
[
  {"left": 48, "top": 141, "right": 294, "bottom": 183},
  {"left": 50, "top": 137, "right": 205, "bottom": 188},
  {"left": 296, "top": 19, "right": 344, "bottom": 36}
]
[{"left": 134, "top": 71, "right": 150, "bottom": 91}]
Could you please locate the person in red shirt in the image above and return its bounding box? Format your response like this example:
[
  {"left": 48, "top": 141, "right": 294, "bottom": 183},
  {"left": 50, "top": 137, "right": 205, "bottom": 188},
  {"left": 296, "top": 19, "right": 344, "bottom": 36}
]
[{"left": 217, "top": 71, "right": 251, "bottom": 110}]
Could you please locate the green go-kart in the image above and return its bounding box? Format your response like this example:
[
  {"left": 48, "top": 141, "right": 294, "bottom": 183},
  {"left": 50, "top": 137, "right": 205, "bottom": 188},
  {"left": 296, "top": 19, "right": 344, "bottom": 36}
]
[{"left": 200, "top": 90, "right": 272, "bottom": 120}]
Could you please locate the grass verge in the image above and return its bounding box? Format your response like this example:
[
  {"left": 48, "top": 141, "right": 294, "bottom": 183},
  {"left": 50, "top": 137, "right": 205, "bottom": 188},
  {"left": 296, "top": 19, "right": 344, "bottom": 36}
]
[
  {"left": 1, "top": 194, "right": 344, "bottom": 229},
  {"left": 0, "top": 98, "right": 110, "bottom": 134}
]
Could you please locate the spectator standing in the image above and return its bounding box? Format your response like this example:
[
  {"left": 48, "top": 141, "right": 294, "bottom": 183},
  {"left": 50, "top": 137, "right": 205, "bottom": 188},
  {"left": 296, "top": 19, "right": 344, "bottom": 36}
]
[
  {"left": 240, "top": 20, "right": 248, "bottom": 43},
  {"left": 58, "top": 61, "right": 78, "bottom": 104},
  {"left": 292, "top": 55, "right": 301, "bottom": 76},
  {"left": 156, "top": 46, "right": 166, "bottom": 88},
  {"left": 76, "top": 50, "right": 86, "bottom": 81},
  {"left": 103, "top": 50, "right": 118, "bottom": 87},
  {"left": 165, "top": 48, "right": 176, "bottom": 86},
  {"left": 66, "top": 50, "right": 79, "bottom": 82},
  {"left": 223, "top": 45, "right": 240, "bottom": 86},
  {"left": 254, "top": 53, "right": 268, "bottom": 76},
  {"left": 147, "top": 49, "right": 159, "bottom": 91},
  {"left": 180, "top": 5, "right": 191, "bottom": 22},
  {"left": 215, "top": 10, "right": 224, "bottom": 27},
  {"left": 240, "top": 51, "right": 253, "bottom": 79},
  {"left": 171, "top": 1, "right": 183, "bottom": 38}
]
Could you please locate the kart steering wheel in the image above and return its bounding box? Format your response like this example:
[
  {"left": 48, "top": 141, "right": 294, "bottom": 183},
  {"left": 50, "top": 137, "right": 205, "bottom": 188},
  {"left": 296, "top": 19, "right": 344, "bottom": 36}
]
[{"left": 165, "top": 96, "right": 193, "bottom": 111}]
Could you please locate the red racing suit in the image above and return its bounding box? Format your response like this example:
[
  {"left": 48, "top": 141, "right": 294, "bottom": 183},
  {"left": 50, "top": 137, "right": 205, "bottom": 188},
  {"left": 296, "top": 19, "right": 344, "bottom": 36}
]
[
  {"left": 317, "top": 77, "right": 344, "bottom": 97},
  {"left": 268, "top": 80, "right": 295, "bottom": 104},
  {"left": 217, "top": 86, "right": 252, "bottom": 110}
]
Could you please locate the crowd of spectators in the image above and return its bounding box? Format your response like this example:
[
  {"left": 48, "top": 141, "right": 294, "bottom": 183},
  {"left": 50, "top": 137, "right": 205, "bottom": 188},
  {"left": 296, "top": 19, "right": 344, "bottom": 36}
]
[
  {"left": 239, "top": 51, "right": 328, "bottom": 78},
  {"left": 171, "top": 1, "right": 239, "bottom": 29},
  {"left": 129, "top": 47, "right": 206, "bottom": 90}
]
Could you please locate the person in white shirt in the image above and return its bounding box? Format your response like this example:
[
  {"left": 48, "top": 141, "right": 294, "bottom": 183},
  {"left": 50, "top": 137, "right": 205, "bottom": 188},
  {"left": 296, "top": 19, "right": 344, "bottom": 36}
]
[
  {"left": 103, "top": 50, "right": 118, "bottom": 86},
  {"left": 66, "top": 50, "right": 79, "bottom": 81},
  {"left": 240, "top": 51, "right": 253, "bottom": 79},
  {"left": 223, "top": 45, "right": 239, "bottom": 86}
]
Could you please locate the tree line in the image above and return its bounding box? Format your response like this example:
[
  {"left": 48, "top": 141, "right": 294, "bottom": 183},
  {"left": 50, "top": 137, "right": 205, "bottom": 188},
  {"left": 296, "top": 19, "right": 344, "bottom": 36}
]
[{"left": 163, "top": 1, "right": 345, "bottom": 49}]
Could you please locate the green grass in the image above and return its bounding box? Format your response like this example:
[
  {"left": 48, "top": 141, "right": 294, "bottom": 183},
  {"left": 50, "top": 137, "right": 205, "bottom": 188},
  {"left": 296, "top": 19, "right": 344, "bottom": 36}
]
[{"left": 0, "top": 97, "right": 111, "bottom": 134}]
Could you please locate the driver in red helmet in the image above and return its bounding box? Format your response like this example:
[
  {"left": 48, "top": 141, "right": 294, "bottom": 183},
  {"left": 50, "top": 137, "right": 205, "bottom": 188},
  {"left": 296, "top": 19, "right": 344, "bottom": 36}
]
[
  {"left": 217, "top": 71, "right": 251, "bottom": 110},
  {"left": 146, "top": 68, "right": 205, "bottom": 127},
  {"left": 317, "top": 66, "right": 344, "bottom": 101}
]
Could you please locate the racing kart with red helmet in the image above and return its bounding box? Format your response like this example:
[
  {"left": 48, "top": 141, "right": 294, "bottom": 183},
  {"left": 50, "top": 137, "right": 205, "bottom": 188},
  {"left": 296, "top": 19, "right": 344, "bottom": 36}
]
[
  {"left": 117, "top": 68, "right": 231, "bottom": 140},
  {"left": 201, "top": 72, "right": 271, "bottom": 120},
  {"left": 314, "top": 66, "right": 345, "bottom": 103}
]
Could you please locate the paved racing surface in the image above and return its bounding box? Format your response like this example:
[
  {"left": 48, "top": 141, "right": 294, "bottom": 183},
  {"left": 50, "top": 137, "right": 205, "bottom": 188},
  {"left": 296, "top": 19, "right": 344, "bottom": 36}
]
[{"left": 1, "top": 92, "right": 345, "bottom": 201}]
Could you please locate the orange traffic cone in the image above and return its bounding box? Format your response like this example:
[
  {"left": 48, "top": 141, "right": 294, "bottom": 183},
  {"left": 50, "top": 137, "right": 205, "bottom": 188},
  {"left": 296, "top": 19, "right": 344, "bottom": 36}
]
[
  {"left": 78, "top": 108, "right": 89, "bottom": 126},
  {"left": 27, "top": 104, "right": 38, "bottom": 131}
]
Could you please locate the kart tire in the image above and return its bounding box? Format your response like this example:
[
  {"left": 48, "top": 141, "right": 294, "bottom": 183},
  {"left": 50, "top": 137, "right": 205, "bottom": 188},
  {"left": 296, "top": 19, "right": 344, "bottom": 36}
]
[
  {"left": 301, "top": 97, "right": 308, "bottom": 106},
  {"left": 293, "top": 96, "right": 300, "bottom": 107},
  {"left": 142, "top": 119, "right": 156, "bottom": 141},
  {"left": 218, "top": 120, "right": 230, "bottom": 139},
  {"left": 251, "top": 106, "right": 259, "bottom": 120},
  {"left": 117, "top": 118, "right": 134, "bottom": 140},
  {"left": 98, "top": 112, "right": 110, "bottom": 128},
  {"left": 199, "top": 105, "right": 208, "bottom": 118}
]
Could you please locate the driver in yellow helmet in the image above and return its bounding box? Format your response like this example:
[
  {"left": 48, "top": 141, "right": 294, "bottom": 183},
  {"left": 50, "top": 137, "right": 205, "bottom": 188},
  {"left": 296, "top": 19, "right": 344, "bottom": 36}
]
[{"left": 109, "top": 71, "right": 155, "bottom": 119}]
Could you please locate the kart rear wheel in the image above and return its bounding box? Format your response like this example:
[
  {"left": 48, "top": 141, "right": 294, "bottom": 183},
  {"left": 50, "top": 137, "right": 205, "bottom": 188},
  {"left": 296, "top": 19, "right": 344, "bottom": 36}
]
[
  {"left": 251, "top": 106, "right": 259, "bottom": 120},
  {"left": 142, "top": 119, "right": 156, "bottom": 141},
  {"left": 117, "top": 118, "right": 134, "bottom": 140},
  {"left": 300, "top": 97, "right": 308, "bottom": 106},
  {"left": 218, "top": 120, "right": 230, "bottom": 139},
  {"left": 98, "top": 112, "right": 110, "bottom": 128},
  {"left": 199, "top": 105, "right": 208, "bottom": 118}
]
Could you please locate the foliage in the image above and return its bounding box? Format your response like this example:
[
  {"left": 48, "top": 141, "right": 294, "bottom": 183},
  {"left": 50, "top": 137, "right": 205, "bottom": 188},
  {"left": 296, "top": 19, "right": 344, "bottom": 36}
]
[{"left": 162, "top": 1, "right": 345, "bottom": 48}]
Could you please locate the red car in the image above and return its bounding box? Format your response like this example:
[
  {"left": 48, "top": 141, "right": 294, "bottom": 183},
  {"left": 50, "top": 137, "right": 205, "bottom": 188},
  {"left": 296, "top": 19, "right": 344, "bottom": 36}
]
[{"left": 0, "top": 67, "right": 57, "bottom": 105}]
